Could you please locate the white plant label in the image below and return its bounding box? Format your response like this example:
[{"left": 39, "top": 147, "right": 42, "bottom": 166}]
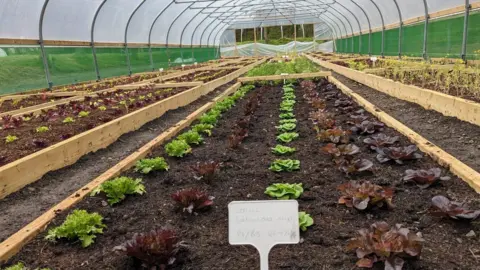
[
  {"left": 280, "top": 73, "right": 289, "bottom": 84},
  {"left": 228, "top": 200, "right": 299, "bottom": 270},
  {"left": 159, "top": 68, "right": 164, "bottom": 72}
]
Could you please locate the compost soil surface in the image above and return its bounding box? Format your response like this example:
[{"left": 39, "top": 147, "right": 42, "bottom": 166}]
[
  {"left": 166, "top": 69, "right": 238, "bottom": 83},
  {"left": 7, "top": 80, "right": 479, "bottom": 269},
  {"left": 0, "top": 82, "right": 234, "bottom": 242},
  {"left": 330, "top": 71, "right": 480, "bottom": 174}
]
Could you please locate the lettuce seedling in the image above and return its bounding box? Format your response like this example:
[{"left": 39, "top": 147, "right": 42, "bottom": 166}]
[
  {"left": 376, "top": 145, "right": 422, "bottom": 164},
  {"left": 279, "top": 105, "right": 294, "bottom": 112},
  {"left": 5, "top": 135, "right": 18, "bottom": 143},
  {"left": 192, "top": 124, "right": 214, "bottom": 136},
  {"left": 165, "top": 139, "right": 192, "bottom": 157},
  {"left": 338, "top": 181, "right": 394, "bottom": 210},
  {"left": 78, "top": 111, "right": 90, "bottom": 117},
  {"left": 191, "top": 161, "right": 222, "bottom": 183},
  {"left": 271, "top": 145, "right": 296, "bottom": 155},
  {"left": 279, "top": 112, "right": 295, "bottom": 119},
  {"left": 322, "top": 143, "right": 360, "bottom": 157},
  {"left": 363, "top": 133, "right": 398, "bottom": 150},
  {"left": 135, "top": 157, "right": 169, "bottom": 174},
  {"left": 309, "top": 110, "right": 335, "bottom": 129},
  {"left": 2, "top": 262, "right": 50, "bottom": 270},
  {"left": 334, "top": 98, "right": 353, "bottom": 107},
  {"left": 171, "top": 188, "right": 214, "bottom": 214},
  {"left": 346, "top": 222, "right": 424, "bottom": 270},
  {"left": 299, "top": 212, "right": 314, "bottom": 231},
  {"left": 45, "top": 209, "right": 106, "bottom": 247},
  {"left": 317, "top": 128, "right": 350, "bottom": 144},
  {"left": 279, "top": 119, "right": 297, "bottom": 124},
  {"left": 63, "top": 117, "right": 75, "bottom": 124},
  {"left": 35, "top": 126, "right": 50, "bottom": 133},
  {"left": 177, "top": 130, "right": 203, "bottom": 145},
  {"left": 91, "top": 176, "right": 145, "bottom": 205},
  {"left": 276, "top": 123, "right": 296, "bottom": 132},
  {"left": 269, "top": 159, "right": 301, "bottom": 172},
  {"left": 351, "top": 120, "right": 384, "bottom": 134},
  {"left": 403, "top": 168, "right": 450, "bottom": 189},
  {"left": 199, "top": 111, "right": 220, "bottom": 125},
  {"left": 214, "top": 98, "right": 235, "bottom": 112},
  {"left": 277, "top": 132, "right": 299, "bottom": 143},
  {"left": 2, "top": 115, "right": 23, "bottom": 130},
  {"left": 429, "top": 195, "right": 480, "bottom": 220},
  {"left": 336, "top": 157, "right": 374, "bottom": 175},
  {"left": 265, "top": 183, "right": 303, "bottom": 199},
  {"left": 114, "top": 228, "right": 182, "bottom": 269}
]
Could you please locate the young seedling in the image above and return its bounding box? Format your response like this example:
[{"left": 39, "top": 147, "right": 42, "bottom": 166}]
[
  {"left": 91, "top": 176, "right": 146, "bottom": 205},
  {"left": 269, "top": 159, "right": 301, "bottom": 172},
  {"left": 338, "top": 181, "right": 394, "bottom": 210},
  {"left": 271, "top": 145, "right": 296, "bottom": 155},
  {"left": 403, "top": 168, "right": 450, "bottom": 189},
  {"left": 299, "top": 212, "right": 314, "bottom": 231},
  {"left": 276, "top": 123, "right": 296, "bottom": 132},
  {"left": 429, "top": 195, "right": 480, "bottom": 220},
  {"left": 171, "top": 188, "right": 214, "bottom": 214},
  {"left": 191, "top": 161, "right": 222, "bottom": 183},
  {"left": 5, "top": 135, "right": 18, "bottom": 143},
  {"left": 45, "top": 209, "right": 106, "bottom": 247},
  {"left": 177, "top": 130, "right": 203, "bottom": 145},
  {"left": 35, "top": 126, "right": 50, "bottom": 133},
  {"left": 376, "top": 145, "right": 422, "bottom": 164},
  {"left": 276, "top": 132, "right": 299, "bottom": 143},
  {"left": 192, "top": 123, "right": 214, "bottom": 136},
  {"left": 63, "top": 117, "right": 75, "bottom": 124},
  {"left": 165, "top": 139, "right": 192, "bottom": 157},
  {"left": 363, "top": 133, "right": 398, "bottom": 150}
]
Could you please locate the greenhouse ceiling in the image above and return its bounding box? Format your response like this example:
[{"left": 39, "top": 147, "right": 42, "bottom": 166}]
[{"left": 0, "top": 0, "right": 478, "bottom": 47}]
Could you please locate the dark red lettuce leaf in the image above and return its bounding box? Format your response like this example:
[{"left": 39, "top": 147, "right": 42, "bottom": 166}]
[
  {"left": 351, "top": 120, "right": 384, "bottom": 134},
  {"left": 338, "top": 181, "right": 394, "bottom": 210},
  {"left": 171, "top": 188, "right": 214, "bottom": 214},
  {"left": 376, "top": 145, "right": 422, "bottom": 164},
  {"left": 403, "top": 168, "right": 450, "bottom": 189},
  {"left": 190, "top": 161, "right": 222, "bottom": 184},
  {"left": 430, "top": 195, "right": 480, "bottom": 220}
]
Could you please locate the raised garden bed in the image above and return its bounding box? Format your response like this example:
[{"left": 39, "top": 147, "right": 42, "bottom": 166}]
[
  {"left": 164, "top": 69, "right": 238, "bottom": 83},
  {"left": 2, "top": 76, "right": 479, "bottom": 270}
]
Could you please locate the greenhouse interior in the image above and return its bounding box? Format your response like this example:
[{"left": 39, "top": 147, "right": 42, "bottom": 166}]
[{"left": 1, "top": 0, "right": 480, "bottom": 269}]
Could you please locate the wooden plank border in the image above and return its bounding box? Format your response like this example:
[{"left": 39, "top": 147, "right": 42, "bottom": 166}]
[
  {"left": 237, "top": 72, "right": 332, "bottom": 82},
  {"left": 114, "top": 82, "right": 204, "bottom": 91},
  {"left": 0, "top": 58, "right": 265, "bottom": 200},
  {"left": 328, "top": 76, "right": 480, "bottom": 193},
  {"left": 0, "top": 82, "right": 243, "bottom": 263},
  {"left": 306, "top": 55, "right": 480, "bottom": 127}
]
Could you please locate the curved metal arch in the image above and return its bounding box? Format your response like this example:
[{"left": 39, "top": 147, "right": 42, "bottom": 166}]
[
  {"left": 422, "top": 0, "right": 429, "bottom": 60},
  {"left": 39, "top": 0, "right": 52, "bottom": 88},
  {"left": 369, "top": 0, "right": 385, "bottom": 57},
  {"left": 348, "top": 0, "right": 372, "bottom": 55},
  {"left": 333, "top": 0, "right": 363, "bottom": 53},
  {"left": 147, "top": 1, "right": 175, "bottom": 70},
  {"left": 91, "top": 0, "right": 108, "bottom": 80},
  {"left": 322, "top": 6, "right": 351, "bottom": 52},
  {"left": 124, "top": 0, "right": 147, "bottom": 75},
  {"left": 392, "top": 0, "right": 403, "bottom": 58},
  {"left": 164, "top": 2, "right": 196, "bottom": 65}
]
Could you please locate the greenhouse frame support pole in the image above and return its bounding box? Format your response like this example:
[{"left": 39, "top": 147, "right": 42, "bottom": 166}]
[
  {"left": 461, "top": 0, "right": 471, "bottom": 62},
  {"left": 254, "top": 26, "right": 258, "bottom": 56},
  {"left": 392, "top": 0, "right": 403, "bottom": 59},
  {"left": 148, "top": 0, "right": 175, "bottom": 70},
  {"left": 91, "top": 0, "right": 108, "bottom": 80},
  {"left": 124, "top": 0, "right": 147, "bottom": 75},
  {"left": 281, "top": 25, "right": 284, "bottom": 38},
  {"left": 349, "top": 0, "right": 372, "bottom": 56},
  {"left": 422, "top": 0, "right": 429, "bottom": 60},
  {"left": 370, "top": 0, "right": 385, "bottom": 57},
  {"left": 39, "top": 0, "right": 52, "bottom": 89}
]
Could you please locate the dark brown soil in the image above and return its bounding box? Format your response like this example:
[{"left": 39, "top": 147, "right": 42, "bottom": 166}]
[
  {"left": 0, "top": 82, "right": 234, "bottom": 242},
  {"left": 6, "top": 80, "right": 479, "bottom": 270},
  {"left": 0, "top": 96, "right": 66, "bottom": 113},
  {"left": 330, "top": 72, "right": 480, "bottom": 174},
  {"left": 165, "top": 69, "right": 238, "bottom": 83},
  {"left": 0, "top": 87, "right": 190, "bottom": 166}
]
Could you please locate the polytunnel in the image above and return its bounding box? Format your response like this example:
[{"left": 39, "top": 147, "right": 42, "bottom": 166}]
[{"left": 1, "top": 0, "right": 479, "bottom": 92}]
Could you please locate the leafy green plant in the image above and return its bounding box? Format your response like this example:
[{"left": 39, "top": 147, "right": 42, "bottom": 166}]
[
  {"left": 63, "top": 117, "right": 75, "bottom": 123},
  {"left": 199, "top": 111, "right": 220, "bottom": 125},
  {"left": 2, "top": 262, "right": 50, "bottom": 270},
  {"left": 91, "top": 176, "right": 145, "bottom": 205},
  {"left": 277, "top": 132, "right": 299, "bottom": 143},
  {"left": 269, "top": 159, "right": 300, "bottom": 172},
  {"left": 192, "top": 123, "right": 214, "bottom": 136},
  {"left": 78, "top": 111, "right": 90, "bottom": 117},
  {"left": 35, "top": 126, "right": 49, "bottom": 133},
  {"left": 279, "top": 118, "right": 297, "bottom": 124},
  {"left": 5, "top": 135, "right": 18, "bottom": 143},
  {"left": 271, "top": 144, "right": 296, "bottom": 155},
  {"left": 98, "top": 106, "right": 107, "bottom": 111},
  {"left": 299, "top": 212, "right": 314, "bottom": 231},
  {"left": 279, "top": 112, "right": 295, "bottom": 119},
  {"left": 276, "top": 123, "right": 296, "bottom": 132},
  {"left": 265, "top": 183, "right": 303, "bottom": 199},
  {"left": 165, "top": 139, "right": 192, "bottom": 157},
  {"left": 177, "top": 130, "right": 203, "bottom": 145},
  {"left": 214, "top": 98, "right": 235, "bottom": 112},
  {"left": 45, "top": 209, "right": 106, "bottom": 247},
  {"left": 134, "top": 157, "right": 169, "bottom": 174}
]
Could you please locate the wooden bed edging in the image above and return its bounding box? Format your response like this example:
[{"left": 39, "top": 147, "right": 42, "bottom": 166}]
[
  {"left": 237, "top": 71, "right": 331, "bottom": 82},
  {"left": 328, "top": 76, "right": 480, "bottom": 194},
  {"left": 306, "top": 55, "right": 480, "bottom": 127},
  {"left": 0, "top": 58, "right": 264, "bottom": 200},
  {"left": 0, "top": 82, "right": 243, "bottom": 263}
]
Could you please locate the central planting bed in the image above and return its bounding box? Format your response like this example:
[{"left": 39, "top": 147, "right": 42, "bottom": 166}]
[{"left": 3, "top": 78, "right": 479, "bottom": 270}]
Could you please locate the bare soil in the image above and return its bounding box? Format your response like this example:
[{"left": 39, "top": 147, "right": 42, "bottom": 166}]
[
  {"left": 0, "top": 82, "right": 233, "bottom": 242},
  {"left": 5, "top": 80, "right": 479, "bottom": 270}
]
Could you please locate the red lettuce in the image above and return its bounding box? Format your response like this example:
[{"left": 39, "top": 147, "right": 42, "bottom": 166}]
[
  {"left": 2, "top": 115, "right": 23, "bottom": 129},
  {"left": 317, "top": 128, "right": 351, "bottom": 144},
  {"left": 376, "top": 145, "right": 422, "bottom": 164},
  {"left": 171, "top": 189, "right": 214, "bottom": 214},
  {"left": 403, "top": 168, "right": 450, "bottom": 189},
  {"left": 363, "top": 133, "right": 399, "bottom": 150},
  {"left": 351, "top": 120, "right": 384, "bottom": 134},
  {"left": 346, "top": 222, "right": 424, "bottom": 270},
  {"left": 322, "top": 143, "right": 360, "bottom": 157},
  {"left": 429, "top": 195, "right": 480, "bottom": 220},
  {"left": 191, "top": 161, "right": 222, "bottom": 183},
  {"left": 336, "top": 157, "right": 374, "bottom": 175},
  {"left": 338, "top": 181, "right": 394, "bottom": 210}
]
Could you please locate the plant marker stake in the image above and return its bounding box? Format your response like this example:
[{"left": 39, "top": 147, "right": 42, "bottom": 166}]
[
  {"left": 229, "top": 200, "right": 300, "bottom": 270},
  {"left": 280, "top": 73, "right": 289, "bottom": 84}
]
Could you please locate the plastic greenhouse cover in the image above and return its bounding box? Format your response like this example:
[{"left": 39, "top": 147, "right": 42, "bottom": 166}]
[
  {"left": 220, "top": 40, "right": 333, "bottom": 56},
  {"left": 0, "top": 0, "right": 478, "bottom": 45}
]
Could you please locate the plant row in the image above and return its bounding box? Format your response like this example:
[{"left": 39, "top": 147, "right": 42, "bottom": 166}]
[{"left": 298, "top": 78, "right": 480, "bottom": 269}]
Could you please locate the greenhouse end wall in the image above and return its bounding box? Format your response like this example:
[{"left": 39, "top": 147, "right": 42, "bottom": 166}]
[
  {"left": 335, "top": 11, "right": 480, "bottom": 60},
  {"left": 0, "top": 46, "right": 217, "bottom": 95}
]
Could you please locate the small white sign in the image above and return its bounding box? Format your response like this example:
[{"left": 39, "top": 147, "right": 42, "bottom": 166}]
[
  {"left": 229, "top": 200, "right": 299, "bottom": 270},
  {"left": 194, "top": 62, "right": 198, "bottom": 65},
  {"left": 159, "top": 68, "right": 164, "bottom": 72}
]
